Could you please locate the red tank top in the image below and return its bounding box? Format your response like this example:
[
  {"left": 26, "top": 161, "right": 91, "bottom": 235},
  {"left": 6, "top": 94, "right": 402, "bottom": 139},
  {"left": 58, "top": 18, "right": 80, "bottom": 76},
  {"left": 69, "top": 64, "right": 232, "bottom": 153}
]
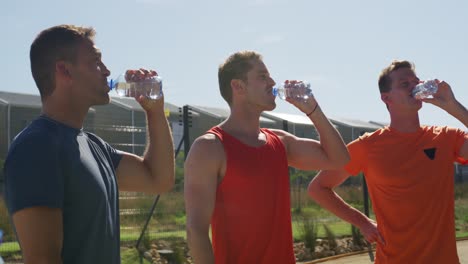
[{"left": 208, "top": 126, "right": 296, "bottom": 264}]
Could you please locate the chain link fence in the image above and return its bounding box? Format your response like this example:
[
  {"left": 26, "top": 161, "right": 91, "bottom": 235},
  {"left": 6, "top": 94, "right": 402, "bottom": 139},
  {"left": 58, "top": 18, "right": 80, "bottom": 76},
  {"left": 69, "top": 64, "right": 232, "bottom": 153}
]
[{"left": 0, "top": 100, "right": 467, "bottom": 262}]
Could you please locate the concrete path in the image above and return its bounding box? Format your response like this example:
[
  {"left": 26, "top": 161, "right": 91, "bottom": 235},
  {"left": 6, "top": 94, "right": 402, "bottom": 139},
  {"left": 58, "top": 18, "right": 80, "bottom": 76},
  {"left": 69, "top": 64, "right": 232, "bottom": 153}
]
[{"left": 300, "top": 239, "right": 468, "bottom": 264}]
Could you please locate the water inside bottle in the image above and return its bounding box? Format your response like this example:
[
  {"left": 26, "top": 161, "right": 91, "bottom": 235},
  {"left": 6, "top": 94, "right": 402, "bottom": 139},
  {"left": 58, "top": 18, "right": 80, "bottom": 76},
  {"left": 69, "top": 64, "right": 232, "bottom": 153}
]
[
  {"left": 273, "top": 81, "right": 312, "bottom": 101},
  {"left": 110, "top": 77, "right": 163, "bottom": 100},
  {"left": 114, "top": 82, "right": 132, "bottom": 97},
  {"left": 412, "top": 80, "right": 438, "bottom": 100}
]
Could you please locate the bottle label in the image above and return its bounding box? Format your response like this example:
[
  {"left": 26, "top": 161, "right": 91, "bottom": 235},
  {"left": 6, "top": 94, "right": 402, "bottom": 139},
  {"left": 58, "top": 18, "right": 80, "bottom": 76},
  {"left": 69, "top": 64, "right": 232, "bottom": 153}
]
[
  {"left": 110, "top": 69, "right": 163, "bottom": 100},
  {"left": 412, "top": 80, "right": 438, "bottom": 100},
  {"left": 274, "top": 81, "right": 313, "bottom": 101}
]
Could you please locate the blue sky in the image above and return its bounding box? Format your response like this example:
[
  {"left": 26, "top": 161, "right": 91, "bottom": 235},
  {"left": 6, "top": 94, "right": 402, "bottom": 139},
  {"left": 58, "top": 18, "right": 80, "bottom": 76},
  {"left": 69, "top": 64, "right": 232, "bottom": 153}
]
[{"left": 1, "top": 0, "right": 467, "bottom": 129}]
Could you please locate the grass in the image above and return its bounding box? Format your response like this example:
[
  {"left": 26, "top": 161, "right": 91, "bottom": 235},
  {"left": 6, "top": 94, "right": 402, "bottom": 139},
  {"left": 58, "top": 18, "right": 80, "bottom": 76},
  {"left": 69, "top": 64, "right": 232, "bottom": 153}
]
[
  {"left": 121, "top": 230, "right": 186, "bottom": 243},
  {"left": 0, "top": 198, "right": 14, "bottom": 242},
  {"left": 3, "top": 226, "right": 465, "bottom": 255},
  {"left": 0, "top": 242, "right": 20, "bottom": 253},
  {"left": 455, "top": 198, "right": 468, "bottom": 234},
  {"left": 120, "top": 247, "right": 152, "bottom": 264},
  {"left": 292, "top": 219, "right": 352, "bottom": 240},
  {"left": 1, "top": 183, "right": 468, "bottom": 259}
]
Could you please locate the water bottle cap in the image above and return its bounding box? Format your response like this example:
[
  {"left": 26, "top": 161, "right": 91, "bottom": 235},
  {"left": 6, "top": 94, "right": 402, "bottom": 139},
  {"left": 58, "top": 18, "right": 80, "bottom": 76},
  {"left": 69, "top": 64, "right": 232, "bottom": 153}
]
[
  {"left": 272, "top": 87, "right": 278, "bottom": 96},
  {"left": 108, "top": 79, "right": 114, "bottom": 90}
]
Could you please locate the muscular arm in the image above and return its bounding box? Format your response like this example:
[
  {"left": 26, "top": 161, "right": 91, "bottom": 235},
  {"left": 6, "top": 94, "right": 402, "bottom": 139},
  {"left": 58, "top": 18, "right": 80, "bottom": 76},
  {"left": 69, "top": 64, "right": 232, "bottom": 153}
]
[
  {"left": 117, "top": 96, "right": 175, "bottom": 194},
  {"left": 184, "top": 135, "right": 224, "bottom": 264},
  {"left": 4, "top": 134, "right": 64, "bottom": 263},
  {"left": 12, "top": 207, "right": 63, "bottom": 264},
  {"left": 309, "top": 169, "right": 384, "bottom": 244},
  {"left": 423, "top": 81, "right": 468, "bottom": 159},
  {"left": 277, "top": 82, "right": 349, "bottom": 170},
  {"left": 273, "top": 107, "right": 349, "bottom": 171},
  {"left": 444, "top": 99, "right": 468, "bottom": 159}
]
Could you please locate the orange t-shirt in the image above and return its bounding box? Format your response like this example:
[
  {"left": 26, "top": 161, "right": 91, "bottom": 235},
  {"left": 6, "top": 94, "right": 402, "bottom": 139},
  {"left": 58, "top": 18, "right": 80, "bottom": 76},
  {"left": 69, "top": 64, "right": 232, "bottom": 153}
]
[
  {"left": 345, "top": 126, "right": 467, "bottom": 264},
  {"left": 208, "top": 126, "right": 296, "bottom": 264}
]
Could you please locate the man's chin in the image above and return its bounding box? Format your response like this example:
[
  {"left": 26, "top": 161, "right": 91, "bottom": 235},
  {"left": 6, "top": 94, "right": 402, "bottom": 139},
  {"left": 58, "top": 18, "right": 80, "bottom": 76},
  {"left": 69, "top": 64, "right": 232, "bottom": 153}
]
[
  {"left": 95, "top": 93, "right": 111, "bottom": 106},
  {"left": 260, "top": 100, "right": 276, "bottom": 111}
]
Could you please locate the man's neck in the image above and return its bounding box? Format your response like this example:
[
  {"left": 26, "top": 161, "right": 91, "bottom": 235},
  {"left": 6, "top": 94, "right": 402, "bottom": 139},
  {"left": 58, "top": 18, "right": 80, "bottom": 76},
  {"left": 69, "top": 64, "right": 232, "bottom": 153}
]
[
  {"left": 388, "top": 111, "right": 421, "bottom": 133},
  {"left": 42, "top": 98, "right": 88, "bottom": 129},
  {"left": 220, "top": 106, "right": 263, "bottom": 141}
]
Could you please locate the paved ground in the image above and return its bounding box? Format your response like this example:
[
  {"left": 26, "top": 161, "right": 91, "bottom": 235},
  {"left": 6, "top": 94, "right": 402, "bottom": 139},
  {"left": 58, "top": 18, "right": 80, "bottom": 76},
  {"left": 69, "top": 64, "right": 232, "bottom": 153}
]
[{"left": 301, "top": 239, "right": 468, "bottom": 264}]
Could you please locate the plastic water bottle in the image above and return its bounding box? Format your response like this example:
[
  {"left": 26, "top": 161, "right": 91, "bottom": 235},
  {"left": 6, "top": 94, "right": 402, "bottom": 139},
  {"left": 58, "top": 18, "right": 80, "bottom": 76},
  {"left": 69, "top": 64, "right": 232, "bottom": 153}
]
[
  {"left": 412, "top": 80, "right": 438, "bottom": 100},
  {"left": 108, "top": 69, "right": 163, "bottom": 100},
  {"left": 273, "top": 81, "right": 313, "bottom": 101}
]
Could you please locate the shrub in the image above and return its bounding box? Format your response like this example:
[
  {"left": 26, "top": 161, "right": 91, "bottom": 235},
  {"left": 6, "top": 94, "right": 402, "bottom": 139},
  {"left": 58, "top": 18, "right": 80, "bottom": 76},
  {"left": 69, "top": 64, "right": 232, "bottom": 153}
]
[
  {"left": 300, "top": 217, "right": 318, "bottom": 253},
  {"left": 323, "top": 223, "right": 337, "bottom": 249},
  {"left": 0, "top": 197, "right": 14, "bottom": 241},
  {"left": 351, "top": 225, "right": 365, "bottom": 247}
]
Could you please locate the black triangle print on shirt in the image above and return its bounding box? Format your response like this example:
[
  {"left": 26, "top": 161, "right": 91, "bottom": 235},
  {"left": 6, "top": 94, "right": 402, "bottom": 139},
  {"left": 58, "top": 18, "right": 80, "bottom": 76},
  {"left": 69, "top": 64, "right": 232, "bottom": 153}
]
[{"left": 423, "top": 148, "right": 436, "bottom": 160}]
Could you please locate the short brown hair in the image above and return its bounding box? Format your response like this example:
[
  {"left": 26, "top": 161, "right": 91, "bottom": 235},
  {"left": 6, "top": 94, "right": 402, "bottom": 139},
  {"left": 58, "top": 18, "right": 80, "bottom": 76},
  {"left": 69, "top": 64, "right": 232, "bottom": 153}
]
[
  {"left": 378, "top": 60, "right": 415, "bottom": 93},
  {"left": 30, "top": 25, "right": 96, "bottom": 99},
  {"left": 218, "top": 51, "right": 262, "bottom": 105}
]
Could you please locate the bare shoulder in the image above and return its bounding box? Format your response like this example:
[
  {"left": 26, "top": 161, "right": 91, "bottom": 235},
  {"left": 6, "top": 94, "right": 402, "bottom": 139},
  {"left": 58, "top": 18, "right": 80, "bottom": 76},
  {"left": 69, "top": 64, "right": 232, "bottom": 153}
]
[
  {"left": 268, "top": 128, "right": 294, "bottom": 139},
  {"left": 268, "top": 128, "right": 296, "bottom": 146},
  {"left": 191, "top": 133, "right": 224, "bottom": 153},
  {"left": 186, "top": 133, "right": 225, "bottom": 165},
  {"left": 185, "top": 133, "right": 225, "bottom": 184}
]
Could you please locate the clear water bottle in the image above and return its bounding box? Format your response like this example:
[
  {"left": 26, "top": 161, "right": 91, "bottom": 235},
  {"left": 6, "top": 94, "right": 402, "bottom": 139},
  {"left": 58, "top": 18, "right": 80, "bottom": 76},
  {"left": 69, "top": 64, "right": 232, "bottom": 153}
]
[
  {"left": 108, "top": 69, "right": 163, "bottom": 100},
  {"left": 412, "top": 80, "right": 438, "bottom": 100},
  {"left": 273, "top": 81, "right": 313, "bottom": 101}
]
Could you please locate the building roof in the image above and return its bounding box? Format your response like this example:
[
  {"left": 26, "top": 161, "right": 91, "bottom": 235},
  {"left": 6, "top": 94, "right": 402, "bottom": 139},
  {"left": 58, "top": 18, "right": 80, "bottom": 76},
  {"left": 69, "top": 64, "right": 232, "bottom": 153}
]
[
  {"left": 0, "top": 91, "right": 183, "bottom": 114},
  {"left": 191, "top": 105, "right": 229, "bottom": 118},
  {"left": 0, "top": 91, "right": 386, "bottom": 130},
  {"left": 330, "top": 117, "right": 383, "bottom": 130},
  {"left": 110, "top": 96, "right": 180, "bottom": 113},
  {"left": 369, "top": 120, "right": 389, "bottom": 127},
  {"left": 262, "top": 111, "right": 315, "bottom": 126},
  {"left": 0, "top": 91, "right": 42, "bottom": 108},
  {"left": 191, "top": 105, "right": 276, "bottom": 124}
]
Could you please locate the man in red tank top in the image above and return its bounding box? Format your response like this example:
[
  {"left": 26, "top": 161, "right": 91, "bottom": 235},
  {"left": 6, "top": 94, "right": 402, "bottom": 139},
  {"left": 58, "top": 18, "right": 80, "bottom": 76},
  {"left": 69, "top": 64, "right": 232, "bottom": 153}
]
[
  {"left": 184, "top": 51, "right": 350, "bottom": 263},
  {"left": 309, "top": 60, "right": 468, "bottom": 264}
]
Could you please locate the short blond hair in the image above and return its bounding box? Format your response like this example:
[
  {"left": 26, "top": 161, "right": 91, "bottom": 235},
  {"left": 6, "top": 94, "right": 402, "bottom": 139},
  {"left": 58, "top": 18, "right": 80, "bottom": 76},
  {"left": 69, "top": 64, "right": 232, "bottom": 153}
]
[
  {"left": 378, "top": 60, "right": 415, "bottom": 93},
  {"left": 218, "top": 51, "right": 263, "bottom": 105}
]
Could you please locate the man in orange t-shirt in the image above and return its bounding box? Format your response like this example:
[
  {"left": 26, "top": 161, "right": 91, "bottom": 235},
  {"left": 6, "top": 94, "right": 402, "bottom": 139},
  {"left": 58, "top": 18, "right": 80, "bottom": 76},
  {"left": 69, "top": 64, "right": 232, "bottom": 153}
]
[{"left": 309, "top": 60, "right": 468, "bottom": 264}]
